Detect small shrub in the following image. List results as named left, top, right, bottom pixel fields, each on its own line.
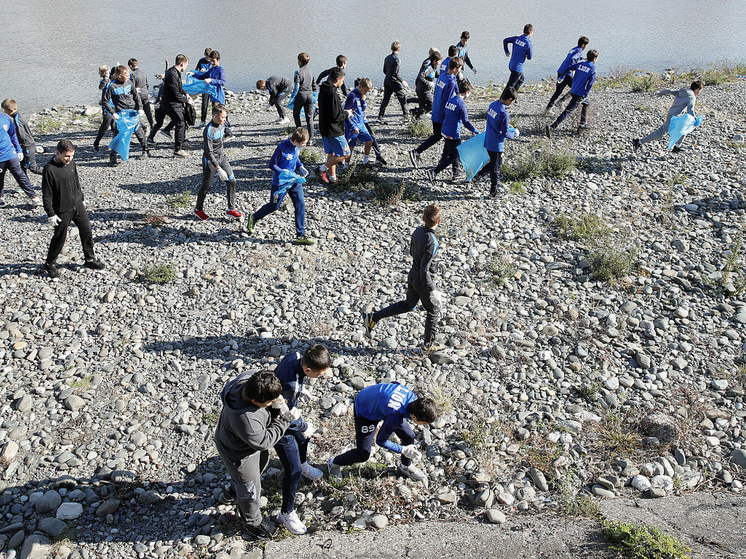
left=407, top=119, right=431, bottom=137
left=166, top=191, right=192, bottom=209
left=299, top=148, right=320, bottom=166
left=630, top=74, right=661, bottom=93
left=374, top=179, right=419, bottom=206
left=589, top=243, right=636, bottom=282
left=502, top=141, right=576, bottom=181
left=558, top=480, right=601, bottom=519
left=554, top=212, right=611, bottom=241
left=145, top=214, right=167, bottom=227
left=35, top=116, right=65, bottom=134
left=595, top=412, right=640, bottom=454
left=488, top=255, right=517, bottom=287
left=339, top=164, right=378, bottom=190
left=602, top=520, right=692, bottom=559
left=507, top=181, right=525, bottom=194
left=142, top=263, right=176, bottom=284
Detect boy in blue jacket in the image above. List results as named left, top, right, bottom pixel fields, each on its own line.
left=2, top=99, right=42, bottom=175
left=456, top=31, right=477, bottom=74
left=503, top=24, right=534, bottom=92
left=425, top=80, right=479, bottom=184
left=192, top=51, right=232, bottom=137
left=247, top=127, right=315, bottom=245
left=545, top=36, right=589, bottom=113
left=344, top=77, right=374, bottom=166
left=327, top=382, right=438, bottom=481
left=195, top=48, right=213, bottom=126
left=0, top=112, right=40, bottom=207
left=409, top=57, right=463, bottom=168
left=475, top=86, right=518, bottom=196
left=273, top=344, right=330, bottom=534
left=363, top=204, right=443, bottom=351
left=546, top=50, right=598, bottom=137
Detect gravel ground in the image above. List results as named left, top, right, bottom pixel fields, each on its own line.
left=0, top=77, right=745, bottom=559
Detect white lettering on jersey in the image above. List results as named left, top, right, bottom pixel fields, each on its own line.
left=386, top=385, right=409, bottom=411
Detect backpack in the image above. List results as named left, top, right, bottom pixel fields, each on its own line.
left=184, top=101, right=196, bottom=126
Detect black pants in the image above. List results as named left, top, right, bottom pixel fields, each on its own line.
left=196, top=157, right=236, bottom=211
left=150, top=102, right=185, bottom=151
left=506, top=69, right=524, bottom=92
left=200, top=94, right=210, bottom=123
left=0, top=156, right=36, bottom=198
left=273, top=92, right=289, bottom=119
left=20, top=143, right=41, bottom=174
left=551, top=93, right=589, bottom=129
left=546, top=75, right=573, bottom=109
left=94, top=112, right=114, bottom=148
left=434, top=137, right=461, bottom=175
left=332, top=407, right=415, bottom=467
left=372, top=275, right=439, bottom=345
left=415, top=84, right=433, bottom=114
left=475, top=150, right=503, bottom=188
left=415, top=121, right=443, bottom=155
left=293, top=91, right=314, bottom=140
left=378, top=83, right=407, bottom=118
left=140, top=96, right=155, bottom=128
left=47, top=205, right=95, bottom=265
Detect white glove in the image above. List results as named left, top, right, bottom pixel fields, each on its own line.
left=216, top=166, right=229, bottom=181
left=472, top=68, right=478, bottom=74
left=298, top=387, right=312, bottom=404
left=48, top=215, right=62, bottom=227
left=265, top=104, right=272, bottom=111
left=186, top=71, right=194, bottom=76
left=402, top=81, right=409, bottom=90
left=344, top=109, right=353, bottom=119
left=281, top=407, right=301, bottom=422
left=112, top=113, right=120, bottom=120
left=303, top=422, right=316, bottom=438
left=506, top=127, right=520, bottom=139
left=401, top=445, right=422, bottom=460
left=298, top=167, right=309, bottom=178
left=271, top=396, right=286, bottom=410
left=204, top=78, right=213, bottom=84
left=17, top=152, right=23, bottom=159
left=430, top=290, right=444, bottom=307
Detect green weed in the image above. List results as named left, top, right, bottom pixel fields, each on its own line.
left=142, top=263, right=176, bottom=284
left=630, top=74, right=661, bottom=93
left=488, top=255, right=517, bottom=288
left=374, top=179, right=420, bottom=206
left=602, top=520, right=691, bottom=559
left=507, top=181, right=525, bottom=195
left=166, top=191, right=192, bottom=209
left=35, top=116, right=65, bottom=133
left=554, top=212, right=611, bottom=242
left=502, top=140, right=576, bottom=181
left=589, top=243, right=637, bottom=282
left=299, top=148, right=320, bottom=166
left=407, top=119, right=431, bottom=137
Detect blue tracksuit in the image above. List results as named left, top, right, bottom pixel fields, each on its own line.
left=485, top=100, right=510, bottom=153
left=441, top=95, right=478, bottom=139
left=557, top=46, right=584, bottom=81
left=344, top=87, right=372, bottom=146
left=274, top=351, right=311, bottom=514
left=355, top=383, right=418, bottom=453
left=253, top=138, right=307, bottom=237
left=456, top=41, right=474, bottom=71
left=570, top=60, right=596, bottom=97
left=431, top=73, right=458, bottom=124
left=194, top=65, right=226, bottom=103
left=504, top=34, right=533, bottom=72
left=439, top=56, right=451, bottom=75
left=0, top=114, right=22, bottom=162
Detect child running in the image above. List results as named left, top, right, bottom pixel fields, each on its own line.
left=363, top=203, right=444, bottom=351
left=503, top=24, right=534, bottom=92
left=545, top=49, right=598, bottom=137
left=247, top=127, right=315, bottom=245
left=476, top=86, right=518, bottom=196
left=272, top=344, right=330, bottom=534
left=194, top=103, right=241, bottom=221
left=545, top=36, right=589, bottom=113
left=327, top=382, right=438, bottom=481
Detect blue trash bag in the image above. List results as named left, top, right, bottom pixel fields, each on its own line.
left=668, top=114, right=703, bottom=150
left=457, top=132, right=490, bottom=181
left=272, top=169, right=306, bottom=202
left=183, top=74, right=218, bottom=98
left=108, top=110, right=140, bottom=161
left=287, top=91, right=318, bottom=119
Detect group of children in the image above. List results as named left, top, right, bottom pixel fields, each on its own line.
left=214, top=343, right=439, bottom=538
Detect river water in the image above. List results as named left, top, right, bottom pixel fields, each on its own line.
left=3, top=0, right=745, bottom=110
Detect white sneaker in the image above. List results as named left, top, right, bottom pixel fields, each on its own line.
left=327, top=458, right=342, bottom=479
left=274, top=116, right=290, bottom=124
left=301, top=462, right=323, bottom=481
left=0, top=196, right=6, bottom=207
left=399, top=462, right=426, bottom=481
left=278, top=510, right=307, bottom=535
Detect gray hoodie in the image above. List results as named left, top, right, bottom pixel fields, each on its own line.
left=214, top=371, right=291, bottom=461
left=660, top=87, right=697, bottom=118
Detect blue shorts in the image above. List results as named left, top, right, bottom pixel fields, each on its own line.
left=322, top=135, right=351, bottom=157
left=346, top=129, right=373, bottom=148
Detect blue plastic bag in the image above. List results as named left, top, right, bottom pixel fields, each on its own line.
left=287, top=91, right=318, bottom=119
left=273, top=169, right=306, bottom=202
left=183, top=74, right=218, bottom=98
left=457, top=132, right=490, bottom=181
left=668, top=114, right=703, bottom=150
left=108, top=110, right=140, bottom=161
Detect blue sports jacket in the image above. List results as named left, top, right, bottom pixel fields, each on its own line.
left=355, top=382, right=418, bottom=453
left=485, top=100, right=510, bottom=152
left=503, top=34, right=533, bottom=72
left=431, top=73, right=457, bottom=124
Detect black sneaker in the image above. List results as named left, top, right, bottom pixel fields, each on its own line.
left=218, top=486, right=236, bottom=504
left=632, top=138, right=640, bottom=153
left=84, top=259, right=106, bottom=270
left=244, top=518, right=277, bottom=541
left=544, top=125, right=552, bottom=139
left=92, top=143, right=100, bottom=152
left=43, top=263, right=59, bottom=279
left=362, top=311, right=375, bottom=336
left=672, top=146, right=684, bottom=153
left=489, top=184, right=498, bottom=197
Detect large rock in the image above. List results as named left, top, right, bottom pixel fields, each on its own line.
left=19, top=534, right=51, bottom=559
left=640, top=413, right=679, bottom=445
left=0, top=440, right=19, bottom=461
left=729, top=449, right=746, bottom=470
left=95, top=498, right=121, bottom=517
left=56, top=502, right=83, bottom=520
left=34, top=490, right=62, bottom=513
left=38, top=517, right=68, bottom=538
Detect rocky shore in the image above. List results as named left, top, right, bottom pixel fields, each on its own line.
left=1, top=77, right=745, bottom=559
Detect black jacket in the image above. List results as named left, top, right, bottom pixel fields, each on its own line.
left=409, top=226, right=438, bottom=290
left=162, top=66, right=186, bottom=106
left=318, top=81, right=346, bottom=138
left=42, top=158, right=84, bottom=217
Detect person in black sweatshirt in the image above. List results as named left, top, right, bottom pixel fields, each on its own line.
left=378, top=41, right=409, bottom=123
left=362, top=204, right=444, bottom=351
left=317, top=55, right=348, bottom=100
left=128, top=58, right=154, bottom=128
left=148, top=54, right=190, bottom=157
left=315, top=67, right=350, bottom=184
left=41, top=140, right=104, bottom=279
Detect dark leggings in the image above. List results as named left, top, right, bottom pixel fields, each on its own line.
left=293, top=91, right=314, bottom=140
left=332, top=408, right=415, bottom=467
left=546, top=75, right=573, bottom=109
left=433, top=137, right=461, bottom=175
left=47, top=205, right=95, bottom=264
left=551, top=93, right=589, bottom=129
left=378, top=84, right=407, bottom=118
left=274, top=430, right=308, bottom=514
left=372, top=276, right=439, bottom=345
left=506, top=70, right=524, bottom=91
left=414, top=121, right=443, bottom=155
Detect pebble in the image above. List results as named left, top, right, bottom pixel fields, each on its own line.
left=484, top=509, right=506, bottom=524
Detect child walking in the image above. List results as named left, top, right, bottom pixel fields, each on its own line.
left=344, top=77, right=374, bottom=166
left=194, top=103, right=242, bottom=220
left=1, top=99, right=42, bottom=175
left=247, top=127, right=315, bottom=245
left=363, top=204, right=444, bottom=351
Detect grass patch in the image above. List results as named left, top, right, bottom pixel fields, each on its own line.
left=558, top=479, right=601, bottom=519
left=554, top=212, right=611, bottom=242
left=407, top=119, right=431, bottom=137
left=487, top=255, right=517, bottom=288
left=166, top=191, right=193, bottom=209
left=299, top=148, right=320, bottom=166
left=507, top=181, right=525, bottom=194
left=35, top=116, right=65, bottom=133
left=630, top=74, right=661, bottom=93
left=575, top=380, right=602, bottom=403
left=588, top=242, right=637, bottom=282
left=69, top=376, right=93, bottom=391
left=502, top=140, right=576, bottom=181
left=595, top=412, right=640, bottom=455
left=374, top=179, right=419, bottom=206
left=144, top=214, right=167, bottom=227
left=142, top=263, right=176, bottom=284
left=603, top=520, right=691, bottom=559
